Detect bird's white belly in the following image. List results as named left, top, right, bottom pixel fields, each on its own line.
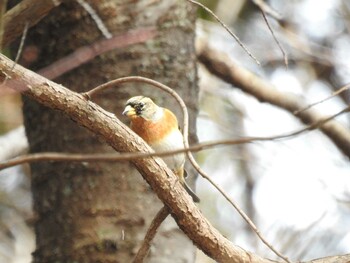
left=149, top=129, right=185, bottom=170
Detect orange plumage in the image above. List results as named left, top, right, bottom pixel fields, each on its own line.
left=123, top=96, right=199, bottom=202
left=129, top=108, right=178, bottom=145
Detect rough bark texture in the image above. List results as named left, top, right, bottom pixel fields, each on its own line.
left=20, top=0, right=198, bottom=262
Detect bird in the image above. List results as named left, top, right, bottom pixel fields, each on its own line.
left=122, top=96, right=200, bottom=202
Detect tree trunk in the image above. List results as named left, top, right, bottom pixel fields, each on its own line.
left=21, top=0, right=198, bottom=262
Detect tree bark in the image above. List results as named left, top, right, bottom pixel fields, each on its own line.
left=20, top=0, right=198, bottom=262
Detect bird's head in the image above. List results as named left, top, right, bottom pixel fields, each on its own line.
left=123, top=96, right=162, bottom=121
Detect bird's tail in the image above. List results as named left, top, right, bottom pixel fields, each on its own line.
left=176, top=168, right=200, bottom=203
left=183, top=180, right=200, bottom=203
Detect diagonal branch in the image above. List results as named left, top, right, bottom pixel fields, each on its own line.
left=38, top=28, right=157, bottom=80
left=2, top=0, right=61, bottom=47
left=0, top=52, right=274, bottom=263
left=133, top=206, right=170, bottom=263
left=1, top=52, right=349, bottom=263
left=197, top=41, right=350, bottom=159
left=75, top=0, right=112, bottom=39
left=186, top=0, right=260, bottom=65
left=294, top=83, right=350, bottom=115
left=3, top=71, right=347, bottom=262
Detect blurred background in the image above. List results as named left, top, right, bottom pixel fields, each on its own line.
left=1, top=0, right=350, bottom=262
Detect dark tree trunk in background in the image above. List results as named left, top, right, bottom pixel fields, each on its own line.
left=21, top=1, right=198, bottom=262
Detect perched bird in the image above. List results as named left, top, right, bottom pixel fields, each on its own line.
left=123, top=96, right=200, bottom=202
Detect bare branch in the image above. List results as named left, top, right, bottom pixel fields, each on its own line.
left=197, top=41, right=350, bottom=159
left=133, top=206, right=170, bottom=263
left=12, top=22, right=29, bottom=69
left=76, top=0, right=112, bottom=39
left=186, top=0, right=260, bottom=65
left=308, top=254, right=350, bottom=263
left=252, top=0, right=282, bottom=21
left=0, top=131, right=310, bottom=171
left=294, top=83, right=350, bottom=115
left=1, top=51, right=349, bottom=263
left=1, top=104, right=349, bottom=170
left=3, top=0, right=61, bottom=47
left=38, top=28, right=156, bottom=80
left=0, top=52, right=275, bottom=263
left=259, top=9, right=288, bottom=68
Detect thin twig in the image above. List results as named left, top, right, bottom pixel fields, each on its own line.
left=259, top=8, right=288, bottom=68
left=0, top=132, right=309, bottom=170
left=294, top=83, right=350, bottom=115
left=76, top=0, right=112, bottom=39
left=186, top=0, right=260, bottom=65
left=0, top=135, right=301, bottom=171
left=3, top=108, right=349, bottom=171
left=1, top=20, right=28, bottom=86
left=252, top=0, right=282, bottom=21
left=133, top=206, right=170, bottom=263
left=12, top=21, right=29, bottom=70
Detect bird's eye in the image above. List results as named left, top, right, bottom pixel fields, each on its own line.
left=135, top=102, right=145, bottom=114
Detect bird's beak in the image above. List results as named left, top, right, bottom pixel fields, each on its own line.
left=122, top=105, right=136, bottom=117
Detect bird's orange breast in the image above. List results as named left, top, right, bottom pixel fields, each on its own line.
left=130, top=109, right=179, bottom=144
